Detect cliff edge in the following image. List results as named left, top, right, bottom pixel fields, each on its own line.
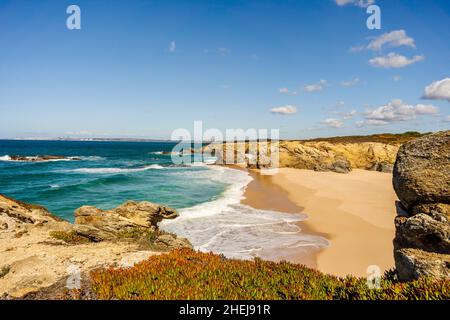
left=0, top=195, right=191, bottom=297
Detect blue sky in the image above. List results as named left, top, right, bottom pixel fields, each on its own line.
left=0, top=0, right=449, bottom=139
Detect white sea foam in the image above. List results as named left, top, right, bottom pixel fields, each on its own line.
left=69, top=164, right=164, bottom=174
left=161, top=166, right=330, bottom=261
left=0, top=155, right=11, bottom=161
left=79, top=156, right=106, bottom=161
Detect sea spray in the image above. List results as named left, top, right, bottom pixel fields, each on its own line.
left=161, top=166, right=329, bottom=261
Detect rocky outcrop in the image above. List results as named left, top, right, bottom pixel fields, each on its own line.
left=0, top=195, right=191, bottom=297
left=392, top=131, right=450, bottom=281
left=73, top=201, right=180, bottom=242
left=6, top=155, right=81, bottom=162
left=205, top=140, right=399, bottom=173
left=393, top=131, right=450, bottom=210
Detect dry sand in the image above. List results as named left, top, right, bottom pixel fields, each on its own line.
left=242, top=168, right=398, bottom=278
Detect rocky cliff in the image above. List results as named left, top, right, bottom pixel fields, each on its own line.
left=205, top=140, right=400, bottom=173
left=0, top=195, right=191, bottom=297
left=392, top=131, right=450, bottom=281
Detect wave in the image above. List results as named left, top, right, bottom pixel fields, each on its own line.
left=67, top=164, right=164, bottom=174
left=78, top=156, right=106, bottom=161
left=161, top=166, right=330, bottom=261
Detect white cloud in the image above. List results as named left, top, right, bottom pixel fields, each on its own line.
left=367, top=30, right=416, bottom=51
left=322, top=118, right=344, bottom=128
left=279, top=88, right=297, bottom=95
left=444, top=116, right=450, bottom=122
left=331, top=110, right=357, bottom=120
left=357, top=99, right=439, bottom=126
left=335, top=0, right=375, bottom=8
left=341, top=77, right=360, bottom=87
left=169, top=41, right=176, bottom=52
left=271, top=105, right=298, bottom=115
left=221, top=84, right=230, bottom=90
left=393, top=75, right=402, bottom=81
left=423, top=78, right=450, bottom=102
left=304, top=80, right=327, bottom=92
left=343, top=110, right=357, bottom=119
left=369, top=53, right=424, bottom=68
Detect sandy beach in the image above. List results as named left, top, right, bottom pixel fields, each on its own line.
left=242, top=168, right=398, bottom=278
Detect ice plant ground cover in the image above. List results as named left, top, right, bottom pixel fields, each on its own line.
left=90, top=249, right=449, bottom=300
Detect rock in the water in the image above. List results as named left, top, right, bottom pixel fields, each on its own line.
left=392, top=131, right=450, bottom=281
left=8, top=155, right=81, bottom=162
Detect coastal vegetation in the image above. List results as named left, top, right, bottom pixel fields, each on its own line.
left=304, top=131, right=429, bottom=145
left=90, top=249, right=449, bottom=300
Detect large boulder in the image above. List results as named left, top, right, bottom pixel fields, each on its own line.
left=74, top=200, right=181, bottom=241
left=392, top=131, right=450, bottom=281
left=393, top=131, right=450, bottom=210
left=394, top=248, right=450, bottom=280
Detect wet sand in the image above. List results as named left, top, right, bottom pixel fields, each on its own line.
left=242, top=168, right=397, bottom=278
left=241, top=170, right=323, bottom=269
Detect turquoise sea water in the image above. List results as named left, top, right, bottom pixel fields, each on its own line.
left=0, top=140, right=329, bottom=261
left=0, top=140, right=224, bottom=221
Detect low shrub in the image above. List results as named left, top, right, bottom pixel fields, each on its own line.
left=49, top=231, right=91, bottom=244
left=90, top=249, right=449, bottom=300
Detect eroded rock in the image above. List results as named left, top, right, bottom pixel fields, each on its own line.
left=392, top=131, right=450, bottom=281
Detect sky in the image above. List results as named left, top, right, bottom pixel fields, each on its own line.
left=0, top=0, right=449, bottom=140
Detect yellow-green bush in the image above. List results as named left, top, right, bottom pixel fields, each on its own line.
left=49, top=231, right=91, bottom=244
left=90, top=249, right=449, bottom=300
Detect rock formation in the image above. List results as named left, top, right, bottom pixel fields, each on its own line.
left=205, top=140, right=399, bottom=173
left=7, top=155, right=81, bottom=162
left=392, top=131, right=450, bottom=281
left=0, top=195, right=191, bottom=297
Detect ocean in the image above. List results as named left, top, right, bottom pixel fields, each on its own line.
left=0, top=140, right=328, bottom=261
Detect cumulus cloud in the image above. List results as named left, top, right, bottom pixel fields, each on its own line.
left=322, top=118, right=344, bottom=128
left=367, top=30, right=416, bottom=51
left=341, top=78, right=360, bottom=87
left=270, top=105, right=298, bottom=115
left=357, top=99, right=439, bottom=126
left=304, top=80, right=327, bottom=92
left=423, top=78, right=450, bottom=102
left=369, top=53, right=424, bottom=68
left=169, top=41, right=176, bottom=52
left=335, top=0, right=375, bottom=8
left=344, top=110, right=357, bottom=119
